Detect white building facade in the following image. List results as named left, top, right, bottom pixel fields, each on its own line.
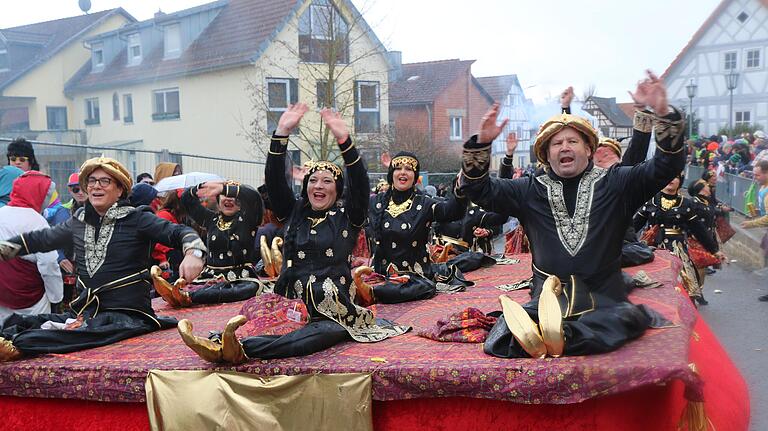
left=663, top=0, right=768, bottom=136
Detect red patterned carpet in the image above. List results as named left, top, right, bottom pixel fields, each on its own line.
left=0, top=252, right=750, bottom=430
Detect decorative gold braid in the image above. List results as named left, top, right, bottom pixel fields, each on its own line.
left=305, top=160, right=342, bottom=180
left=633, top=110, right=654, bottom=133
left=217, top=218, right=234, bottom=231
left=268, top=150, right=286, bottom=155
left=340, top=143, right=356, bottom=154
left=391, top=156, right=418, bottom=170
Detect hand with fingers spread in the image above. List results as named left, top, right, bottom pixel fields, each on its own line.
left=628, top=70, right=669, bottom=116
left=195, top=181, right=225, bottom=200
left=275, top=103, right=309, bottom=136
left=478, top=103, right=509, bottom=144
left=320, top=108, right=350, bottom=144
left=506, top=132, right=518, bottom=156
left=560, top=86, right=574, bottom=108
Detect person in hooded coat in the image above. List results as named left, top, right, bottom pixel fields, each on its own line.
left=0, top=171, right=63, bottom=321
left=0, top=165, right=23, bottom=208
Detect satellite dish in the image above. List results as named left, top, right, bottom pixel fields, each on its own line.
left=79, top=0, right=91, bottom=14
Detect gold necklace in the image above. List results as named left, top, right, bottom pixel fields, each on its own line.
left=386, top=194, right=414, bottom=218
left=216, top=218, right=234, bottom=231
left=660, top=196, right=678, bottom=211
left=307, top=213, right=327, bottom=228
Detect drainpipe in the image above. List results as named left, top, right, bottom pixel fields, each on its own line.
left=425, top=103, right=433, bottom=144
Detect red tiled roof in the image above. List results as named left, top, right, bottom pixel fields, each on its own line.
left=475, top=75, right=519, bottom=103
left=67, top=0, right=303, bottom=92
left=617, top=103, right=635, bottom=122
left=390, top=59, right=475, bottom=105
left=0, top=9, right=135, bottom=90
left=660, top=0, right=732, bottom=80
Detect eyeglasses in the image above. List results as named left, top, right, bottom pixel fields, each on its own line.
left=9, top=156, right=29, bottom=163
left=87, top=177, right=113, bottom=188
left=69, top=186, right=81, bottom=194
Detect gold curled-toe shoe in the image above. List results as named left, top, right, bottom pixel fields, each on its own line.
left=150, top=266, right=191, bottom=307
left=537, top=275, right=564, bottom=358
left=0, top=337, right=22, bottom=362
left=352, top=266, right=375, bottom=306
left=221, top=315, right=248, bottom=364
left=260, top=236, right=276, bottom=278
left=177, top=319, right=223, bottom=363
left=499, top=295, right=546, bottom=359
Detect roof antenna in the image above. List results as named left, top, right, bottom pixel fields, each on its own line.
left=79, top=0, right=91, bottom=14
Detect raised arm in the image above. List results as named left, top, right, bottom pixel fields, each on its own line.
left=560, top=86, right=574, bottom=115
left=498, top=132, right=518, bottom=179
left=616, top=71, right=687, bottom=215
left=459, top=104, right=526, bottom=217
left=6, top=219, right=75, bottom=256
left=181, top=184, right=217, bottom=227
left=620, top=109, right=654, bottom=167
left=320, top=108, right=369, bottom=227
left=430, top=188, right=467, bottom=222
left=266, top=104, right=309, bottom=222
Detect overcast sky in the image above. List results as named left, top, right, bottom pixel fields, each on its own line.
left=1, top=0, right=722, bottom=104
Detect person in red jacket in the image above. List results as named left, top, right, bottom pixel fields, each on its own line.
left=151, top=189, right=187, bottom=280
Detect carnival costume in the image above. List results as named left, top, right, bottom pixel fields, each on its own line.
left=0, top=157, right=206, bottom=361
left=177, top=135, right=409, bottom=363
left=460, top=109, right=685, bottom=359
left=634, top=180, right=719, bottom=302
left=436, top=202, right=507, bottom=255
left=151, top=182, right=265, bottom=307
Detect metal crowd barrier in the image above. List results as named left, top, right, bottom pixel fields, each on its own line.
left=686, top=165, right=753, bottom=216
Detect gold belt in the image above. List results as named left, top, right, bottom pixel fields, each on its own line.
left=436, top=235, right=469, bottom=248
left=664, top=228, right=683, bottom=235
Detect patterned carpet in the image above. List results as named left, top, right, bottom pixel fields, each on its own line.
left=0, top=251, right=701, bottom=405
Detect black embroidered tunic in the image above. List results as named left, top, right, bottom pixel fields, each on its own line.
left=370, top=188, right=467, bottom=278
left=633, top=193, right=718, bottom=254
left=437, top=203, right=507, bottom=254
left=182, top=183, right=262, bottom=282
left=266, top=135, right=408, bottom=342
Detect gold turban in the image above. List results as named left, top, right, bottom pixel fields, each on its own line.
left=598, top=137, right=622, bottom=158
left=79, top=156, right=133, bottom=196
left=533, top=114, right=598, bottom=165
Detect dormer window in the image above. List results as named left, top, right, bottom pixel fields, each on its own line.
left=127, top=33, right=142, bottom=66
left=163, top=23, right=181, bottom=59
left=0, top=49, right=9, bottom=72
left=92, top=43, right=104, bottom=71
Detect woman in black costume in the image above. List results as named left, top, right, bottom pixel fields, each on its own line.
left=177, top=105, right=409, bottom=363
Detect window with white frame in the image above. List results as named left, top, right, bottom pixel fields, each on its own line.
left=450, top=116, right=463, bottom=140
left=0, top=49, right=8, bottom=71
left=84, top=98, right=100, bottom=125
left=354, top=81, right=380, bottom=133
left=152, top=88, right=180, bottom=120
left=92, top=43, right=104, bottom=70
left=127, top=33, right=142, bottom=65
left=297, top=0, right=349, bottom=63
left=163, top=24, right=181, bottom=59
left=735, top=111, right=751, bottom=126
left=724, top=51, right=737, bottom=71
left=123, top=94, right=133, bottom=123
left=745, top=49, right=761, bottom=69
left=266, top=78, right=298, bottom=133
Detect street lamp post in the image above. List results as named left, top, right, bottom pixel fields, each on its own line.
left=685, top=79, right=698, bottom=138
left=725, top=71, right=739, bottom=131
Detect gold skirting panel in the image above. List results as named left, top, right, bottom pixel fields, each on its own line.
left=145, top=370, right=372, bottom=431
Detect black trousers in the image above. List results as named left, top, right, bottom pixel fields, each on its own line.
left=241, top=320, right=350, bottom=359
left=484, top=298, right=652, bottom=358
left=1, top=310, right=173, bottom=355
left=372, top=273, right=436, bottom=304
left=189, top=280, right=260, bottom=305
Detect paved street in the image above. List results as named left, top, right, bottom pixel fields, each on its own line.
left=698, top=263, right=768, bottom=431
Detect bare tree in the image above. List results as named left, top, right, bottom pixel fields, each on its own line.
left=240, top=0, right=389, bottom=165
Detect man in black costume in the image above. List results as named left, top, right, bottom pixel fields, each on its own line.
left=0, top=157, right=206, bottom=361
left=459, top=71, right=685, bottom=358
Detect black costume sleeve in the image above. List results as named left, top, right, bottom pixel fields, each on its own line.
left=686, top=211, right=719, bottom=253
left=479, top=211, right=508, bottom=236
left=612, top=107, right=687, bottom=217
left=265, top=134, right=297, bottom=223
left=222, top=183, right=263, bottom=229
left=620, top=110, right=653, bottom=167
left=137, top=209, right=207, bottom=254
left=498, top=155, right=515, bottom=179
left=181, top=185, right=216, bottom=227
left=430, top=188, right=467, bottom=223
left=338, top=137, right=369, bottom=228
left=459, top=135, right=526, bottom=218
left=633, top=204, right=651, bottom=233
left=10, top=219, right=74, bottom=255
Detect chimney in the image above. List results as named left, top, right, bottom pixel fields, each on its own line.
left=388, top=51, right=402, bottom=82
left=154, top=9, right=166, bottom=20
